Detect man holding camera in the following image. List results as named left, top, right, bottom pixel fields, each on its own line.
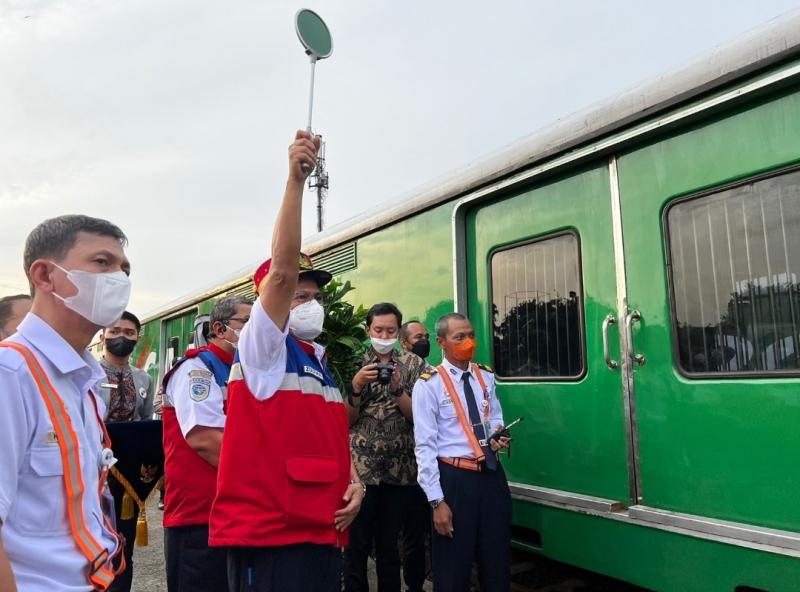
left=344, top=303, right=426, bottom=592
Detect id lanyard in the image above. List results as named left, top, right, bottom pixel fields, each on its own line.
left=437, top=364, right=491, bottom=458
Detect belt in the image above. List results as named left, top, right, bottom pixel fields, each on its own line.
left=438, top=456, right=483, bottom=472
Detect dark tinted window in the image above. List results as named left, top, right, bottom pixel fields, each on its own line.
left=667, top=170, right=800, bottom=375
left=491, top=233, right=584, bottom=379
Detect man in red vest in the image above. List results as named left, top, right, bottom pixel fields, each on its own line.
left=210, top=131, right=365, bottom=591
left=160, top=295, right=252, bottom=592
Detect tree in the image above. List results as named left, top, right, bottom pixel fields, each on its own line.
left=318, top=279, right=368, bottom=392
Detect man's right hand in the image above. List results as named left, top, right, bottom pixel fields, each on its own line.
left=433, top=501, right=454, bottom=538
left=351, top=363, right=379, bottom=394
left=288, top=130, right=321, bottom=184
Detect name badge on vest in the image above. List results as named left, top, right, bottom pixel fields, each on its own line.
left=303, top=365, right=324, bottom=382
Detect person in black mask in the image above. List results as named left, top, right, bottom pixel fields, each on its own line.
left=401, top=320, right=433, bottom=372
left=97, top=310, right=154, bottom=592
left=99, top=310, right=153, bottom=422
left=398, top=320, right=434, bottom=592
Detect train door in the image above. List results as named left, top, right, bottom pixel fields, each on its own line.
left=160, top=308, right=198, bottom=380
left=464, top=162, right=631, bottom=504
left=616, top=87, right=800, bottom=533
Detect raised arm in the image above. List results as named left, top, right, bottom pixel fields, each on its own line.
left=259, top=131, right=320, bottom=329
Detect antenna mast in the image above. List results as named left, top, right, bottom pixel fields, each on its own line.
left=308, top=138, right=329, bottom=232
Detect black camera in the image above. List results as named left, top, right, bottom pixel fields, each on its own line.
left=375, top=362, right=395, bottom=385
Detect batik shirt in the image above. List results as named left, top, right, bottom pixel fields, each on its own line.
left=349, top=348, right=425, bottom=486
left=100, top=358, right=137, bottom=422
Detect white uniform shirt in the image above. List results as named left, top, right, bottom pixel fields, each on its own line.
left=412, top=358, right=504, bottom=502
left=0, top=314, right=119, bottom=592
left=163, top=356, right=226, bottom=437
left=236, top=297, right=326, bottom=401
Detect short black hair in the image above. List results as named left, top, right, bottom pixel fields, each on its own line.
left=366, top=302, right=402, bottom=328
left=0, top=294, right=31, bottom=328
left=23, top=215, right=127, bottom=291
left=118, top=311, right=142, bottom=333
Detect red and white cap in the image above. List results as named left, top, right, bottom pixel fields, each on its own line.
left=253, top=253, right=333, bottom=294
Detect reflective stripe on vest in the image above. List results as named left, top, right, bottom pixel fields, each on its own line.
left=437, top=364, right=491, bottom=462
left=0, top=342, right=122, bottom=590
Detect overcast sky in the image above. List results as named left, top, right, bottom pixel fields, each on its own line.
left=2, top=0, right=798, bottom=315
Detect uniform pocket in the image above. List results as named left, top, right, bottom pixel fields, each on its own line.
left=10, top=447, right=69, bottom=535
left=284, top=456, right=340, bottom=528
left=30, top=446, right=65, bottom=476
left=439, top=403, right=458, bottom=419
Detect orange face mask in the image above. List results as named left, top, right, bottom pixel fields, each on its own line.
left=452, top=338, right=476, bottom=362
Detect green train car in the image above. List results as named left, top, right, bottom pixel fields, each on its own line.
left=130, top=15, right=800, bottom=591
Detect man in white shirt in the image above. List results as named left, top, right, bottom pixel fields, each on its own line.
left=412, top=312, right=512, bottom=592
left=0, top=214, right=132, bottom=592
left=160, top=295, right=251, bottom=592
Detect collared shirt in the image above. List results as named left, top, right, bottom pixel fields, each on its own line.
left=411, top=357, right=504, bottom=501
left=0, top=313, right=119, bottom=592
left=349, top=348, right=426, bottom=486
left=236, top=297, right=327, bottom=401
left=163, top=348, right=229, bottom=437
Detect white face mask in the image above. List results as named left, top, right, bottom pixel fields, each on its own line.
left=371, top=337, right=397, bottom=355
left=51, top=262, right=131, bottom=327
left=288, top=299, right=325, bottom=341
left=221, top=325, right=242, bottom=349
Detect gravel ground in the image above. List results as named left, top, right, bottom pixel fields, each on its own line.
left=130, top=495, right=166, bottom=592
left=129, top=496, right=645, bottom=592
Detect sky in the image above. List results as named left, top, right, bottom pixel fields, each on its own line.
left=1, top=0, right=799, bottom=315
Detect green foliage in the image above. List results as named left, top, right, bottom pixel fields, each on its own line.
left=318, top=279, right=367, bottom=392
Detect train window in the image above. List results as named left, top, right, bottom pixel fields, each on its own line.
left=490, top=232, right=584, bottom=379
left=666, top=169, right=800, bottom=376
left=166, top=336, right=180, bottom=369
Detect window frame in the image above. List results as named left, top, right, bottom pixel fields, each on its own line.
left=487, top=229, right=587, bottom=382
left=663, top=163, right=800, bottom=380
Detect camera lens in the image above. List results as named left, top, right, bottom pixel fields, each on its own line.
left=377, top=363, right=393, bottom=385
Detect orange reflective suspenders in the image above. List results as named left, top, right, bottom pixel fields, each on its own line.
left=0, top=342, right=124, bottom=590
left=437, top=363, right=491, bottom=463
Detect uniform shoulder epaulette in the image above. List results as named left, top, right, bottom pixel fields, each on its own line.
left=419, top=369, right=438, bottom=381
left=476, top=363, right=493, bottom=373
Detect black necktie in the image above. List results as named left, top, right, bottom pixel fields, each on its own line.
left=461, top=371, right=497, bottom=471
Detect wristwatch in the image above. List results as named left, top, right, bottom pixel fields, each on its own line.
left=430, top=497, right=444, bottom=509
left=390, top=387, right=404, bottom=397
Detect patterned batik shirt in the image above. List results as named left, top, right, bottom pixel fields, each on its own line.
left=349, top=348, right=426, bottom=486
left=100, top=358, right=137, bottom=422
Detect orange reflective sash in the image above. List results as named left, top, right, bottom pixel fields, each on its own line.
left=437, top=364, right=491, bottom=462
left=0, top=342, right=123, bottom=590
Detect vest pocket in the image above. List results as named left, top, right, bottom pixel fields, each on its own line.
left=284, top=456, right=340, bottom=527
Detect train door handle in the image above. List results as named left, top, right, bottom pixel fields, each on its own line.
left=625, top=310, right=646, bottom=366
left=602, top=314, right=618, bottom=370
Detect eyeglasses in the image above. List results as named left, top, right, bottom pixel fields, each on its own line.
left=292, top=291, right=325, bottom=305
left=225, top=316, right=250, bottom=324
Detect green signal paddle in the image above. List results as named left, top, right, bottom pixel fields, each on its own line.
left=295, top=9, right=332, bottom=156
